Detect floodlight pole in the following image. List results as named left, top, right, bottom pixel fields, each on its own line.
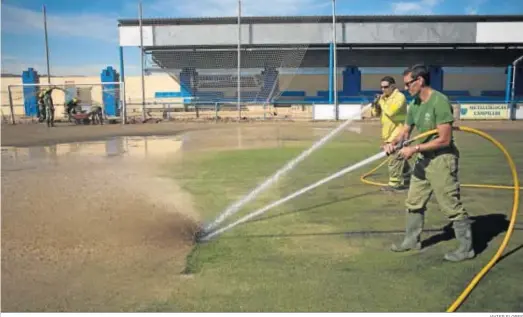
left=43, top=5, right=51, bottom=84
left=510, top=55, right=523, bottom=104
left=8, top=86, right=15, bottom=124
left=237, top=0, right=242, bottom=121
left=332, top=0, right=338, bottom=120
left=139, top=1, right=146, bottom=121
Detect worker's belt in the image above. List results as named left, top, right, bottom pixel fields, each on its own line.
left=420, top=144, right=458, bottom=159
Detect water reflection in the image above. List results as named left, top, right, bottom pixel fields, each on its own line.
left=1, top=124, right=363, bottom=165
left=1, top=135, right=184, bottom=165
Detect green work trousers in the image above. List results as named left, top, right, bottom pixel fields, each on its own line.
left=405, top=152, right=468, bottom=221
left=43, top=96, right=55, bottom=127
left=388, top=151, right=411, bottom=188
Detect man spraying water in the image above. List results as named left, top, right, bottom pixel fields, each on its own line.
left=371, top=76, right=410, bottom=192
left=383, top=64, right=475, bottom=263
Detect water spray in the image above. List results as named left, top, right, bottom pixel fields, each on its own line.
left=198, top=142, right=406, bottom=242
left=194, top=125, right=523, bottom=314
left=201, top=103, right=373, bottom=235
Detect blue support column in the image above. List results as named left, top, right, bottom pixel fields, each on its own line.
left=342, top=66, right=361, bottom=96
left=22, top=68, right=39, bottom=117
left=101, top=66, right=120, bottom=117
left=328, top=43, right=333, bottom=103
left=505, top=65, right=512, bottom=104
left=429, top=66, right=444, bottom=91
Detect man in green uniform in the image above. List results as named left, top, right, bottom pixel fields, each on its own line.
left=383, top=64, right=475, bottom=262
left=42, top=86, right=65, bottom=127
left=37, top=91, right=46, bottom=122
left=42, top=87, right=57, bottom=127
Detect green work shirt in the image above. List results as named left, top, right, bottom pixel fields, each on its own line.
left=406, top=89, right=456, bottom=150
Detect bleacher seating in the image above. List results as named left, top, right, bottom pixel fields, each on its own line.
left=360, top=90, right=382, bottom=97
left=304, top=96, right=330, bottom=104
left=273, top=91, right=306, bottom=106
left=156, top=86, right=516, bottom=105
left=197, top=75, right=260, bottom=88
left=480, top=90, right=505, bottom=97
left=443, top=90, right=471, bottom=97
left=453, top=96, right=504, bottom=103
left=155, top=91, right=190, bottom=98
left=280, top=91, right=306, bottom=97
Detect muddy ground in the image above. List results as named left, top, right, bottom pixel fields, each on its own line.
left=2, top=119, right=523, bottom=312
left=1, top=136, right=202, bottom=311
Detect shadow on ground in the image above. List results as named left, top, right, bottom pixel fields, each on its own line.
left=214, top=213, right=522, bottom=262
left=422, top=213, right=511, bottom=256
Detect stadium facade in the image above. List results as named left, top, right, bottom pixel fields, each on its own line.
left=118, top=15, right=523, bottom=114
left=8, top=14, right=523, bottom=122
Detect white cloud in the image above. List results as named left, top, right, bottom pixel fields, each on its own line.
left=148, top=0, right=329, bottom=17
left=391, top=0, right=443, bottom=14
left=465, top=0, right=487, bottom=14
left=1, top=3, right=118, bottom=43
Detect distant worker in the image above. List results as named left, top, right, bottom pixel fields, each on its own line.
left=65, top=97, right=81, bottom=121
left=383, top=64, right=474, bottom=262
left=41, top=86, right=65, bottom=128
left=89, top=105, right=104, bottom=125
left=371, top=76, right=410, bottom=192
left=37, top=90, right=46, bottom=122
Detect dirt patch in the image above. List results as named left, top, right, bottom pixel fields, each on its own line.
left=1, top=149, right=201, bottom=312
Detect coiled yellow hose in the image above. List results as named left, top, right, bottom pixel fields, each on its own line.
left=360, top=125, right=521, bottom=312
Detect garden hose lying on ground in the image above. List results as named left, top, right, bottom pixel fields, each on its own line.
left=360, top=125, right=521, bottom=312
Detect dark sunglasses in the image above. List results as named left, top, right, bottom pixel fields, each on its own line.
left=380, top=85, right=390, bottom=89
left=404, top=78, right=418, bottom=88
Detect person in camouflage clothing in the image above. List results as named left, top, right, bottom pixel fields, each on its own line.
left=37, top=91, right=46, bottom=122
left=65, top=97, right=81, bottom=122
left=41, top=86, right=65, bottom=127
left=89, top=105, right=104, bottom=125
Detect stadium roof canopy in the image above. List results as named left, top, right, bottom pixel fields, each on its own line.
left=117, top=15, right=523, bottom=69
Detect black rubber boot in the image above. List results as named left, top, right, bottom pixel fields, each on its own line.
left=391, top=210, right=424, bottom=252
left=444, top=218, right=475, bottom=262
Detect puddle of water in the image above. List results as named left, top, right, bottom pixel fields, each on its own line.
left=1, top=124, right=364, bottom=167
left=1, top=135, right=184, bottom=166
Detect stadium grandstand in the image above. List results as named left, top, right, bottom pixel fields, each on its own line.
left=117, top=14, right=523, bottom=120
left=4, top=14, right=523, bottom=124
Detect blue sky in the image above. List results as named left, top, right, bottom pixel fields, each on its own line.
left=2, top=0, right=523, bottom=76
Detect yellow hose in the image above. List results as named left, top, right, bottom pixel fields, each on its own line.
left=359, top=125, right=521, bottom=312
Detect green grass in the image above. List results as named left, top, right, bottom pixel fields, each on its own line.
left=149, top=129, right=523, bottom=312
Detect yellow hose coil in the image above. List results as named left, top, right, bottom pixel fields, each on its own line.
left=360, top=125, right=521, bottom=312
